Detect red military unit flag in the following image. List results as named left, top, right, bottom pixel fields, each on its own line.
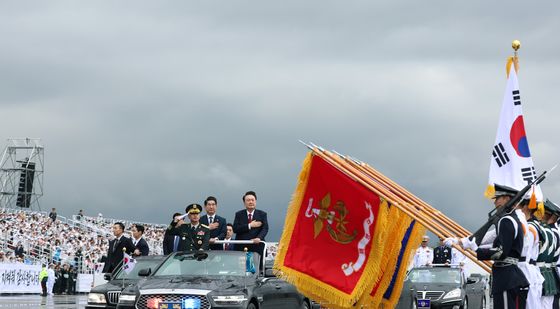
left=275, top=152, right=423, bottom=308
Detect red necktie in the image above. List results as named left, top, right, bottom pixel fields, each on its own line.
left=248, top=213, right=252, bottom=223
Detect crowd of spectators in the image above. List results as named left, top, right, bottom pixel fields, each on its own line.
left=1, top=208, right=279, bottom=274
left=0, top=209, right=166, bottom=273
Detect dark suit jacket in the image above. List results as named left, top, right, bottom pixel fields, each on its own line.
left=200, top=214, right=227, bottom=250
left=233, top=209, right=268, bottom=252
left=162, top=227, right=178, bottom=255
left=133, top=237, right=150, bottom=256
left=102, top=236, right=134, bottom=273
left=222, top=239, right=235, bottom=251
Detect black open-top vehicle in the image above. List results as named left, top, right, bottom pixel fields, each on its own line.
left=116, top=250, right=317, bottom=309
left=86, top=255, right=166, bottom=309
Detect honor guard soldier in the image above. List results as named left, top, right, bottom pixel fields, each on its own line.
left=541, top=199, right=560, bottom=308
left=446, top=184, right=529, bottom=309
left=433, top=237, right=452, bottom=264
left=413, top=235, right=433, bottom=267
left=517, top=197, right=545, bottom=309
left=170, top=203, right=211, bottom=251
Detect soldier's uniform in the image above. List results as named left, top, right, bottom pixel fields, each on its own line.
left=454, top=184, right=529, bottom=309
left=413, top=235, right=433, bottom=268
left=170, top=204, right=211, bottom=251
left=433, top=243, right=452, bottom=264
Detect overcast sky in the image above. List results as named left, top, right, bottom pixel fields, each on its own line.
left=1, top=2, right=559, bottom=241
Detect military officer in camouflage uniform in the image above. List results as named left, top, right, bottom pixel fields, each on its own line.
left=169, top=203, right=211, bottom=251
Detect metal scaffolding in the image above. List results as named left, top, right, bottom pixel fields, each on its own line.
left=0, top=138, right=44, bottom=211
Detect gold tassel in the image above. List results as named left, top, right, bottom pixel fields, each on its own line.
left=528, top=189, right=537, bottom=210
left=484, top=184, right=495, bottom=200
left=506, top=56, right=519, bottom=78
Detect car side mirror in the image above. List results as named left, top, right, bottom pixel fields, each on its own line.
left=103, top=274, right=111, bottom=281
left=138, top=268, right=151, bottom=277
left=264, top=269, right=275, bottom=278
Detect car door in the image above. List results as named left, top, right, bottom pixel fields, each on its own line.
left=257, top=277, right=301, bottom=309
left=465, top=276, right=483, bottom=308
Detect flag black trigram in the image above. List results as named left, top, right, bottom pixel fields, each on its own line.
left=521, top=166, right=537, bottom=184
left=493, top=143, right=510, bottom=167
left=512, top=90, right=521, bottom=106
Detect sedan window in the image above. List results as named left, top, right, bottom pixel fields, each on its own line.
left=154, top=253, right=247, bottom=277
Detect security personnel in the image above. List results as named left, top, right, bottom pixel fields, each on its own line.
left=170, top=204, right=211, bottom=251
left=447, top=184, right=529, bottom=309
left=433, top=237, right=452, bottom=264
left=413, top=235, right=433, bottom=267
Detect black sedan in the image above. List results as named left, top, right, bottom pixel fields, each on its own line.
left=396, top=266, right=488, bottom=309
left=86, top=255, right=166, bottom=309
left=116, top=250, right=316, bottom=309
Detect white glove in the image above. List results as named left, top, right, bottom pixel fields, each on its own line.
left=460, top=237, right=478, bottom=251
left=444, top=237, right=458, bottom=247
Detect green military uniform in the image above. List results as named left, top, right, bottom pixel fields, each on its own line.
left=170, top=203, right=211, bottom=251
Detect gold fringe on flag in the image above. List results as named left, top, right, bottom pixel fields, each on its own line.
left=274, top=152, right=392, bottom=308
left=380, top=222, right=426, bottom=308
left=355, top=207, right=426, bottom=308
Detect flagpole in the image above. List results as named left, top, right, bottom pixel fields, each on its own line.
left=304, top=145, right=491, bottom=272
left=122, top=247, right=126, bottom=289
left=319, top=148, right=486, bottom=267
left=343, top=155, right=471, bottom=237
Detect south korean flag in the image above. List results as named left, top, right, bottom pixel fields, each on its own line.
left=122, top=253, right=137, bottom=274
left=486, top=58, right=542, bottom=200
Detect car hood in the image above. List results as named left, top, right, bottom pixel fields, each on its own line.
left=90, top=280, right=138, bottom=293
left=136, top=276, right=254, bottom=292
left=408, top=282, right=461, bottom=291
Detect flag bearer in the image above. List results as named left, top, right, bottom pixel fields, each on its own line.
left=518, top=197, right=545, bottom=309
left=447, top=184, right=529, bottom=309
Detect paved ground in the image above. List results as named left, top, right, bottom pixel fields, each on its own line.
left=0, top=294, right=88, bottom=309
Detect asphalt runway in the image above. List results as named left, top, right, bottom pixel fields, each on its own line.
left=0, top=294, right=88, bottom=309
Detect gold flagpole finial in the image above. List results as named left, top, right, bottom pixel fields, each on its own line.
left=512, top=40, right=521, bottom=55
left=507, top=40, right=521, bottom=77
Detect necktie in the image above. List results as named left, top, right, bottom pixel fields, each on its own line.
left=173, top=236, right=179, bottom=252
left=248, top=213, right=252, bottom=223
left=112, top=238, right=119, bottom=252
left=224, top=243, right=229, bottom=250
left=209, top=217, right=214, bottom=224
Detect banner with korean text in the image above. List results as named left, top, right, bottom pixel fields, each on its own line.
left=275, top=153, right=410, bottom=308
left=0, top=263, right=41, bottom=293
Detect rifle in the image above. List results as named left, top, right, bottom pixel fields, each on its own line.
left=469, top=170, right=548, bottom=246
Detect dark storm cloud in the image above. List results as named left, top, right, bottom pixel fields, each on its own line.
left=1, top=1, right=560, bottom=240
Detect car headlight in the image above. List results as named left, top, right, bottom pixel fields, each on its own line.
left=119, top=294, right=137, bottom=303
left=443, top=288, right=462, bottom=299
left=212, top=295, right=247, bottom=305
left=87, top=293, right=107, bottom=304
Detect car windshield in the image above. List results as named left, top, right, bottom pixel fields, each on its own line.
left=113, top=259, right=162, bottom=280
left=408, top=268, right=461, bottom=284
left=153, top=252, right=249, bottom=277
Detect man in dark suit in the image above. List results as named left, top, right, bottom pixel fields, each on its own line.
left=169, top=204, right=211, bottom=251
left=14, top=242, right=25, bottom=258
left=223, top=223, right=235, bottom=251
left=233, top=191, right=269, bottom=255
left=131, top=224, right=149, bottom=256
left=102, top=222, right=134, bottom=273
left=163, top=213, right=182, bottom=255
left=200, top=196, right=227, bottom=250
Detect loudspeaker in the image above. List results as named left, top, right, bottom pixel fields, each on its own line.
left=16, top=161, right=35, bottom=208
